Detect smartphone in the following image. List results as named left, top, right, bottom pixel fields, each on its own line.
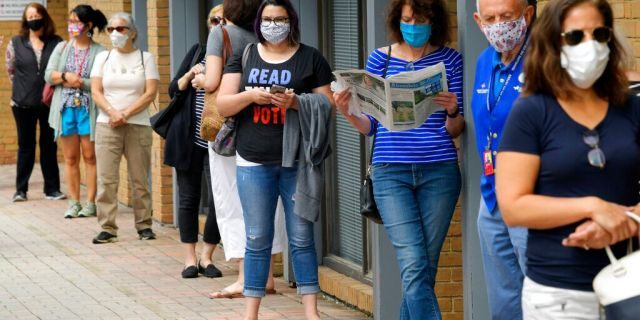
left=270, top=84, right=286, bottom=94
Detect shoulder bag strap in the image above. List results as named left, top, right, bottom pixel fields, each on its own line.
left=369, top=45, right=393, bottom=167
left=221, top=26, right=232, bottom=65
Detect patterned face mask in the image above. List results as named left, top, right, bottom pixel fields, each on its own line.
left=68, top=23, right=84, bottom=38
left=261, top=23, right=290, bottom=45
left=482, top=14, right=527, bottom=53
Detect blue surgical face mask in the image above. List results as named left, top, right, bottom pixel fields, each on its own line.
left=400, top=22, right=431, bottom=48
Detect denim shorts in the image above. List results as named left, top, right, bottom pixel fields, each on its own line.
left=61, top=106, right=90, bottom=137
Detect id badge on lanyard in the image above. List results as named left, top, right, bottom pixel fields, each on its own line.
left=483, top=136, right=494, bottom=176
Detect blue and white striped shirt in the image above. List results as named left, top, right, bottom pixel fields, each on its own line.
left=365, top=46, right=463, bottom=164
left=193, top=59, right=208, bottom=149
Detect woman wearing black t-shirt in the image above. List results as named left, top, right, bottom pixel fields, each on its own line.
left=216, top=0, right=333, bottom=319
left=496, top=0, right=639, bottom=318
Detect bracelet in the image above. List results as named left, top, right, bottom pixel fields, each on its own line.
left=446, top=108, right=460, bottom=118
left=61, top=72, right=67, bottom=82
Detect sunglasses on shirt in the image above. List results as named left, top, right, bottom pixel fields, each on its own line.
left=560, top=27, right=612, bottom=46
left=106, top=26, right=130, bottom=33
left=583, top=130, right=606, bottom=169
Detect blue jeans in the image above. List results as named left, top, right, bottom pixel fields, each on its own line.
left=372, top=161, right=461, bottom=320
left=237, top=164, right=320, bottom=298
left=477, top=199, right=528, bottom=320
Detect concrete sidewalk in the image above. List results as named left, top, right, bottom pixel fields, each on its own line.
left=0, top=164, right=368, bottom=320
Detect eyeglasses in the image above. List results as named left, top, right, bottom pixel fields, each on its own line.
left=261, top=16, right=290, bottom=27
left=210, top=16, right=224, bottom=26
left=561, top=27, right=612, bottom=46
left=583, top=130, right=606, bottom=169
left=106, top=26, right=130, bottom=33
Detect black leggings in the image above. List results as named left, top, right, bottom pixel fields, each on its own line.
left=176, top=147, right=221, bottom=244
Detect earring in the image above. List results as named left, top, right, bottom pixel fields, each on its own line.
left=87, top=31, right=92, bottom=38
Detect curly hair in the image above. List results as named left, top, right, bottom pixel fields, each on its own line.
left=386, top=0, right=451, bottom=47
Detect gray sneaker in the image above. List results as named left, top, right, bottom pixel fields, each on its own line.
left=77, top=202, right=96, bottom=217
left=64, top=200, right=82, bottom=219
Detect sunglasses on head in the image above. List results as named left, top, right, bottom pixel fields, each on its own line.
left=561, top=26, right=612, bottom=46
left=106, top=26, right=130, bottom=33
left=210, top=16, right=224, bottom=26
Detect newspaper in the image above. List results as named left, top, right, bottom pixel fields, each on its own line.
left=333, top=62, right=448, bottom=131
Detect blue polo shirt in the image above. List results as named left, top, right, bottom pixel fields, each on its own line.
left=471, top=38, right=528, bottom=212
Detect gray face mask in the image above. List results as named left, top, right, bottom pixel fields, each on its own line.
left=261, top=23, right=290, bottom=44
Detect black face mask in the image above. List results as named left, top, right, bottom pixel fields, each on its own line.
left=27, top=19, right=44, bottom=31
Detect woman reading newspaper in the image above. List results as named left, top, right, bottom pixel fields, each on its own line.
left=333, top=0, right=463, bottom=319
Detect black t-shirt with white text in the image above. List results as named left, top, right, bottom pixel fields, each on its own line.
left=225, top=44, right=333, bottom=164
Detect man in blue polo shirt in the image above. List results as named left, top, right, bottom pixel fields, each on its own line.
left=471, top=0, right=535, bottom=319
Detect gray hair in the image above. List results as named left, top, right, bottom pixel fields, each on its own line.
left=476, top=0, right=529, bottom=15
left=108, top=12, right=137, bottom=42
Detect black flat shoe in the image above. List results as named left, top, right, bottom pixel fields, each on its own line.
left=181, top=265, right=198, bottom=278
left=198, top=263, right=223, bottom=278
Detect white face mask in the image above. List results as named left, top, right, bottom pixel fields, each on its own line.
left=110, top=31, right=129, bottom=49
left=560, top=40, right=610, bottom=89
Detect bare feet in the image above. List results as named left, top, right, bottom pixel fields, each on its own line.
left=209, top=281, right=243, bottom=299
left=208, top=280, right=277, bottom=299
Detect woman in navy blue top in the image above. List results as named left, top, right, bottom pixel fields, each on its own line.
left=334, top=1, right=463, bottom=319
left=496, top=0, right=639, bottom=318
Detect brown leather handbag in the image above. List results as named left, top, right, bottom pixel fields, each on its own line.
left=199, top=26, right=232, bottom=141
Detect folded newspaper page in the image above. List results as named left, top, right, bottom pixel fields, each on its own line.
left=333, top=62, right=448, bottom=131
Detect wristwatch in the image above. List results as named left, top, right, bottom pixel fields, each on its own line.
left=61, top=72, right=67, bottom=82
left=446, top=107, right=460, bottom=118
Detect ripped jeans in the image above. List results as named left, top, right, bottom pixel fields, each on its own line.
left=236, top=164, right=320, bottom=298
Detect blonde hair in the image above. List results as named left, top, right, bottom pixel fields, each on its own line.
left=207, top=5, right=224, bottom=28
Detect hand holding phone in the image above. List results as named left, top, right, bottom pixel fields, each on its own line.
left=270, top=84, right=286, bottom=94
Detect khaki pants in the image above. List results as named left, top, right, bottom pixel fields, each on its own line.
left=95, top=123, right=152, bottom=235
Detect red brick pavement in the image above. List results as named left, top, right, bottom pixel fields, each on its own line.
left=0, top=164, right=369, bottom=320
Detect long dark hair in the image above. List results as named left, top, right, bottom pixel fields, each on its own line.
left=523, top=0, right=628, bottom=106
left=71, top=4, right=108, bottom=35
left=223, top=0, right=262, bottom=31
left=19, top=2, right=56, bottom=38
left=254, top=0, right=300, bottom=46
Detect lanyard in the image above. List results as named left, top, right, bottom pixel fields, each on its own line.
left=486, top=37, right=529, bottom=112
left=484, top=37, right=530, bottom=150
left=74, top=45, right=90, bottom=76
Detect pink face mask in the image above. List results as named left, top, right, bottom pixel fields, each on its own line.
left=68, top=23, right=84, bottom=38
left=482, top=15, right=527, bottom=53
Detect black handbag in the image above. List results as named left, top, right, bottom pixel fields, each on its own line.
left=360, top=130, right=383, bottom=224
left=359, top=45, right=391, bottom=225
left=151, top=44, right=203, bottom=139
left=150, top=93, right=183, bottom=139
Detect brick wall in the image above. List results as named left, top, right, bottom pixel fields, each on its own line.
left=0, top=0, right=68, bottom=165
left=0, top=0, right=174, bottom=219
left=146, top=0, right=173, bottom=224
